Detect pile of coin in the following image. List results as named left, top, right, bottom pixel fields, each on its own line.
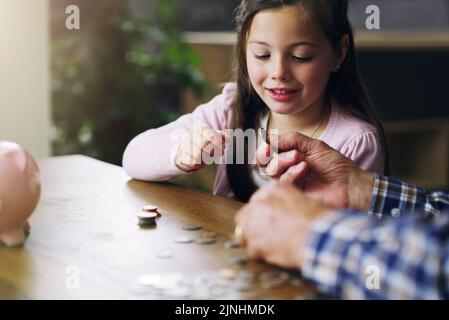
left=138, top=204, right=161, bottom=227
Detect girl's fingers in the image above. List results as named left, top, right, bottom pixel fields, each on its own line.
left=179, top=124, right=228, bottom=170
left=265, top=150, right=301, bottom=177
left=179, top=151, right=204, bottom=171
left=192, top=125, right=226, bottom=152
left=201, top=127, right=224, bottom=147
left=190, top=142, right=205, bottom=165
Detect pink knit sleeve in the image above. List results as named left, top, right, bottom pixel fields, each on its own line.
left=122, top=83, right=236, bottom=181
left=340, top=131, right=385, bottom=174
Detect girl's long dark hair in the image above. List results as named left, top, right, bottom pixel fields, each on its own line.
left=226, top=0, right=389, bottom=202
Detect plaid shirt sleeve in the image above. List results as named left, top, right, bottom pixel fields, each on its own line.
left=301, top=174, right=449, bottom=299
left=368, top=173, right=449, bottom=218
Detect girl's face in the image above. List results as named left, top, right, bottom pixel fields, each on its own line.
left=246, top=6, right=341, bottom=116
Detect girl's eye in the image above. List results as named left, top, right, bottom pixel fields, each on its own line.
left=255, top=54, right=270, bottom=60
left=292, top=56, right=312, bottom=62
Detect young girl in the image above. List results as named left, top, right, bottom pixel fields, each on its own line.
left=123, top=0, right=388, bottom=202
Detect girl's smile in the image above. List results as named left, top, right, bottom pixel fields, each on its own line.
left=266, top=87, right=300, bottom=102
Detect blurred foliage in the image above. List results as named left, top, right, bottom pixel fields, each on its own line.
left=51, top=0, right=208, bottom=165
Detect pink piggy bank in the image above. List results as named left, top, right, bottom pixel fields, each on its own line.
left=0, top=141, right=41, bottom=247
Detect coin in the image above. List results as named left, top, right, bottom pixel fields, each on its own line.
left=224, top=240, right=241, bottom=249
left=209, top=285, right=227, bottom=297
left=227, top=254, right=248, bottom=265
left=138, top=212, right=158, bottom=220
left=142, top=204, right=162, bottom=217
left=260, top=278, right=285, bottom=289
left=174, top=236, right=194, bottom=244
left=219, top=268, right=237, bottom=280
left=234, top=280, right=253, bottom=292
left=137, top=211, right=157, bottom=227
left=182, top=224, right=202, bottom=231
left=137, top=220, right=156, bottom=227
left=201, top=231, right=217, bottom=238
left=291, top=278, right=303, bottom=287
left=193, top=237, right=216, bottom=245
left=237, top=269, right=258, bottom=281
left=142, top=204, right=158, bottom=212
left=260, top=271, right=279, bottom=282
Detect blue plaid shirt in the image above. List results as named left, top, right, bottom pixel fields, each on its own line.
left=302, top=173, right=449, bottom=299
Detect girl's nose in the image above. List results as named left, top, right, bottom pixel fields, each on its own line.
left=271, top=58, right=291, bottom=82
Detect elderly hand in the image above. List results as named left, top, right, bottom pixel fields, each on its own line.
left=256, top=132, right=373, bottom=211
left=234, top=182, right=333, bottom=269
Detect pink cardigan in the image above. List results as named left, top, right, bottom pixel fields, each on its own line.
left=122, top=83, right=384, bottom=199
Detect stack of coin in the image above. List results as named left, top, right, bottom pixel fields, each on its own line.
left=142, top=204, right=162, bottom=217
left=137, top=211, right=158, bottom=227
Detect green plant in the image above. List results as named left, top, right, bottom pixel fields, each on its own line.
left=51, top=0, right=208, bottom=165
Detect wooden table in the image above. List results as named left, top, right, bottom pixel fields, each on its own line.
left=0, top=155, right=315, bottom=299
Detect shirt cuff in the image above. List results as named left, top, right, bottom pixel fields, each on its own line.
left=368, top=173, right=429, bottom=219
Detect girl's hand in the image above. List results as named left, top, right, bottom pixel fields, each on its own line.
left=174, top=123, right=228, bottom=172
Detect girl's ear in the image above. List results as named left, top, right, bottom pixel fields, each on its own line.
left=333, top=34, right=349, bottom=71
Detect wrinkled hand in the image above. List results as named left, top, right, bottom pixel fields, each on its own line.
left=235, top=182, right=333, bottom=269
left=256, top=132, right=372, bottom=211
left=175, top=123, right=228, bottom=172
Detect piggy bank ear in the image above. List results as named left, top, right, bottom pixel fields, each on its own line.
left=0, top=141, right=17, bottom=157
left=0, top=142, right=27, bottom=172
left=10, top=148, right=27, bottom=172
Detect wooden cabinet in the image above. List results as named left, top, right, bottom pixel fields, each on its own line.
left=385, top=119, right=449, bottom=189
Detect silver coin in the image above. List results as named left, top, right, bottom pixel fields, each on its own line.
left=193, top=237, right=216, bottom=245
left=227, top=254, right=249, bottom=265
left=279, top=271, right=291, bottom=280
left=234, top=280, right=253, bottom=292
left=174, top=236, right=194, bottom=244
left=224, top=240, right=241, bottom=249
left=137, top=219, right=156, bottom=227
left=259, top=271, right=279, bottom=281
left=209, top=284, right=227, bottom=297
left=237, top=269, right=258, bottom=281
left=139, top=212, right=158, bottom=219
left=181, top=224, right=202, bottom=231
left=291, top=278, right=303, bottom=287
left=260, top=278, right=286, bottom=289
left=193, top=272, right=217, bottom=286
